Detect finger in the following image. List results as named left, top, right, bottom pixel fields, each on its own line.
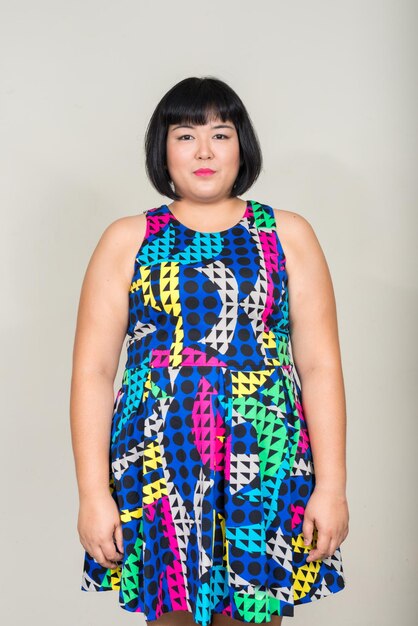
left=307, top=539, right=333, bottom=562
left=306, top=550, right=320, bottom=563
left=101, top=538, right=122, bottom=563
left=94, top=546, right=120, bottom=569
left=317, top=528, right=332, bottom=552
left=306, top=535, right=326, bottom=563
left=113, top=524, right=124, bottom=555
left=302, top=516, right=314, bottom=546
left=326, top=538, right=339, bottom=559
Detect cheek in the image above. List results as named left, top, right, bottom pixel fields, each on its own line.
left=221, top=154, right=241, bottom=173
left=220, top=143, right=240, bottom=164
left=166, top=144, right=190, bottom=169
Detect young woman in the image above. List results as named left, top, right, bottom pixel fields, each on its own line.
left=71, top=76, right=349, bottom=626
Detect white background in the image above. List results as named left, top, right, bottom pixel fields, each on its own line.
left=0, top=1, right=416, bottom=625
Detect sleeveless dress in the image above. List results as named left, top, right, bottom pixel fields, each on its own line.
left=80, top=199, right=346, bottom=622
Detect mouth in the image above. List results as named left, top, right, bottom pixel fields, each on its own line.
left=193, top=168, right=216, bottom=176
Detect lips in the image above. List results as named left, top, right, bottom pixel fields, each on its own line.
left=194, top=168, right=216, bottom=175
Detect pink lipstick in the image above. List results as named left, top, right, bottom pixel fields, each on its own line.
left=194, top=168, right=216, bottom=176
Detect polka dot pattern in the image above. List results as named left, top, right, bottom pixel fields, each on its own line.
left=80, top=200, right=346, bottom=624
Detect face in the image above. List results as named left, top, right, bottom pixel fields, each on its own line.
left=166, top=115, right=241, bottom=202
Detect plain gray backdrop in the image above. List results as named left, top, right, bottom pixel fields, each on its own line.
left=1, top=1, right=417, bottom=625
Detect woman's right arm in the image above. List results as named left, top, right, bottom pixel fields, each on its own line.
left=70, top=213, right=146, bottom=569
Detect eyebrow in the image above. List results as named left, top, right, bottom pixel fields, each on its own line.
left=170, top=124, right=235, bottom=131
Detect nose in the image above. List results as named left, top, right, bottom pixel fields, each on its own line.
left=196, top=138, right=213, bottom=160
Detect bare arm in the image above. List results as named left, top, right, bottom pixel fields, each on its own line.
left=275, top=208, right=349, bottom=562
left=279, top=210, right=347, bottom=492
left=70, top=213, right=146, bottom=567
left=70, top=216, right=145, bottom=499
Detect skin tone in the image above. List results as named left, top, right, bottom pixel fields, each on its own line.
left=70, top=113, right=349, bottom=626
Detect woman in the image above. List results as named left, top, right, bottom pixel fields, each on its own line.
left=71, top=76, right=349, bottom=625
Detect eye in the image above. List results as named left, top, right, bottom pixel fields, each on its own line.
left=177, top=133, right=230, bottom=141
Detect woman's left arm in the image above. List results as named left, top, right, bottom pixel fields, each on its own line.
left=276, top=209, right=350, bottom=564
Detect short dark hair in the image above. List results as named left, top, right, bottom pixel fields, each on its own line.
left=144, top=76, right=263, bottom=201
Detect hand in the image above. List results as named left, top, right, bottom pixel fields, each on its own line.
left=77, top=492, right=124, bottom=569
left=302, top=485, right=349, bottom=563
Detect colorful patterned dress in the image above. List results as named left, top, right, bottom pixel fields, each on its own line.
left=80, top=199, right=346, bottom=622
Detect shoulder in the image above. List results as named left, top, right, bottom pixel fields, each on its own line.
left=90, top=212, right=147, bottom=285
left=272, top=207, right=315, bottom=241
left=271, top=207, right=327, bottom=272
left=272, top=207, right=321, bottom=249
left=99, top=212, right=146, bottom=247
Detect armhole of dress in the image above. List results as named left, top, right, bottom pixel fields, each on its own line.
left=266, top=203, right=287, bottom=267
left=134, top=208, right=151, bottom=263
left=128, top=209, right=151, bottom=294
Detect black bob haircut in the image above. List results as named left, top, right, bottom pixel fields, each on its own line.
left=144, top=76, right=263, bottom=201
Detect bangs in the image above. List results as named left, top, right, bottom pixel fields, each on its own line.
left=162, top=80, right=241, bottom=127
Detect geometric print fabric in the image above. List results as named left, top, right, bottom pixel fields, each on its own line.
left=80, top=199, right=346, bottom=622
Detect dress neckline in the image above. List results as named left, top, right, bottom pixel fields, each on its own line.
left=163, top=199, right=251, bottom=235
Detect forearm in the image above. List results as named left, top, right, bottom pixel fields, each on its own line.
left=298, top=364, right=347, bottom=495
left=70, top=370, right=115, bottom=502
